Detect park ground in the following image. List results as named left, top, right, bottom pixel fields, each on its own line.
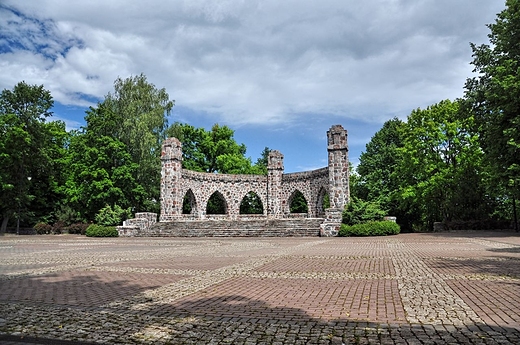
left=1, top=232, right=520, bottom=344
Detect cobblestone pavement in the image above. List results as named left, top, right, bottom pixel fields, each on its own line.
left=1, top=232, right=520, bottom=344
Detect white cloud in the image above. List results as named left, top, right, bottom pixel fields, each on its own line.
left=50, top=115, right=82, bottom=131
left=0, top=0, right=506, bottom=127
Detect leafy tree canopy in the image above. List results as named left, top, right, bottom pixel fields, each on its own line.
left=64, top=128, right=142, bottom=221
left=167, top=122, right=266, bottom=174
left=64, top=75, right=174, bottom=220
left=356, top=118, right=405, bottom=210
left=464, top=0, right=520, bottom=193
left=396, top=100, right=487, bottom=230
left=0, top=82, right=61, bottom=231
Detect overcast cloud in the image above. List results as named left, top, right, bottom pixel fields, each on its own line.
left=0, top=0, right=506, bottom=127
left=0, top=1, right=508, bottom=171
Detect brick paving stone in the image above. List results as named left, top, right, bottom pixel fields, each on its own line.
left=447, top=279, right=520, bottom=329
left=108, top=256, right=252, bottom=271
left=1, top=233, right=520, bottom=344
left=0, top=270, right=188, bottom=307
left=161, top=276, right=405, bottom=323
left=254, top=256, right=396, bottom=275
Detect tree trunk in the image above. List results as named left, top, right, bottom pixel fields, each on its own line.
left=0, top=216, right=8, bottom=234
left=513, top=195, right=518, bottom=232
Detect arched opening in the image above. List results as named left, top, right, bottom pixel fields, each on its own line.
left=182, top=189, right=197, bottom=215
left=239, top=191, right=264, bottom=214
left=206, top=191, right=228, bottom=215
left=316, top=187, right=329, bottom=217
left=289, top=190, right=308, bottom=213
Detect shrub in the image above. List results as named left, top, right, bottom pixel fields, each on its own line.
left=85, top=224, right=119, bottom=237
left=66, top=223, right=90, bottom=235
left=339, top=221, right=400, bottom=237
left=33, top=222, right=52, bottom=235
left=342, top=196, right=386, bottom=226
left=55, top=204, right=84, bottom=225
left=95, top=205, right=132, bottom=226
left=52, top=221, right=67, bottom=234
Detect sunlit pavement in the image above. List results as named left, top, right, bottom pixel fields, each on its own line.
left=1, top=232, right=520, bottom=344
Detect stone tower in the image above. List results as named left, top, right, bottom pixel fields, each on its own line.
left=159, top=137, right=183, bottom=221
left=267, top=150, right=284, bottom=218
left=321, top=125, right=349, bottom=236
left=327, top=124, right=349, bottom=209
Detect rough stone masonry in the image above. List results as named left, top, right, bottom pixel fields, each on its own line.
left=119, top=125, right=350, bottom=237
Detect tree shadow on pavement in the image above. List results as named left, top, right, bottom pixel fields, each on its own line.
left=130, top=293, right=520, bottom=344
left=0, top=270, right=184, bottom=307
left=2, top=281, right=520, bottom=344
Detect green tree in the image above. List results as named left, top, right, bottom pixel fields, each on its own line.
left=206, top=192, right=227, bottom=214
left=167, top=123, right=269, bottom=214
left=64, top=105, right=144, bottom=221
left=254, top=147, right=270, bottom=175
left=167, top=123, right=263, bottom=174
left=95, top=204, right=132, bottom=226
left=0, top=82, right=54, bottom=232
left=397, top=100, right=487, bottom=230
left=104, top=74, right=174, bottom=210
left=64, top=75, right=174, bottom=219
left=289, top=191, right=308, bottom=213
left=464, top=0, right=520, bottom=225
left=30, top=120, right=69, bottom=224
left=240, top=192, right=264, bottom=214
left=354, top=118, right=416, bottom=230
left=341, top=196, right=387, bottom=226
left=356, top=118, right=405, bottom=206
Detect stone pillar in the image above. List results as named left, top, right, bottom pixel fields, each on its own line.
left=321, top=125, right=349, bottom=236
left=327, top=125, right=349, bottom=209
left=267, top=150, right=284, bottom=218
left=159, top=138, right=183, bottom=222
left=320, top=208, right=342, bottom=237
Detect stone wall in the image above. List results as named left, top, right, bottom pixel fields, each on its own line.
left=281, top=168, right=329, bottom=217
left=179, top=170, right=268, bottom=219
left=118, top=212, right=157, bottom=237
left=125, top=125, right=349, bottom=237
left=138, top=218, right=323, bottom=237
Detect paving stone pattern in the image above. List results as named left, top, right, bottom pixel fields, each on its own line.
left=1, top=232, right=520, bottom=344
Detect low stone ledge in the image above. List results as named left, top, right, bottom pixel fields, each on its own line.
left=140, top=218, right=324, bottom=237
left=320, top=208, right=342, bottom=237
left=118, top=212, right=158, bottom=235
left=117, top=226, right=140, bottom=237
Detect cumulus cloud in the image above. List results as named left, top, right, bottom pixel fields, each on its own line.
left=0, top=0, right=505, bottom=127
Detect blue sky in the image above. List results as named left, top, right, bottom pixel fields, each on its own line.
left=0, top=0, right=506, bottom=172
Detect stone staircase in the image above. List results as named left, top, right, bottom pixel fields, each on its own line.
left=141, top=218, right=324, bottom=237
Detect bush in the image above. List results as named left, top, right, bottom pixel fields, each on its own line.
left=95, top=205, right=132, bottom=226
left=85, top=224, right=119, bottom=237
left=33, top=222, right=52, bottom=235
left=66, top=223, right=90, bottom=235
left=339, top=221, right=400, bottom=237
left=342, top=196, right=386, bottom=226
left=55, top=204, right=84, bottom=225
left=52, top=221, right=67, bottom=234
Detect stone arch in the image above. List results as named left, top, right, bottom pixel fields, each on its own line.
left=182, top=189, right=197, bottom=215
left=158, top=125, right=349, bottom=230
left=239, top=191, right=264, bottom=214
left=288, top=189, right=309, bottom=214
left=206, top=191, right=228, bottom=215
left=315, top=186, right=329, bottom=217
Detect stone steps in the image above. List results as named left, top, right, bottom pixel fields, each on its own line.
left=140, top=218, right=324, bottom=237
